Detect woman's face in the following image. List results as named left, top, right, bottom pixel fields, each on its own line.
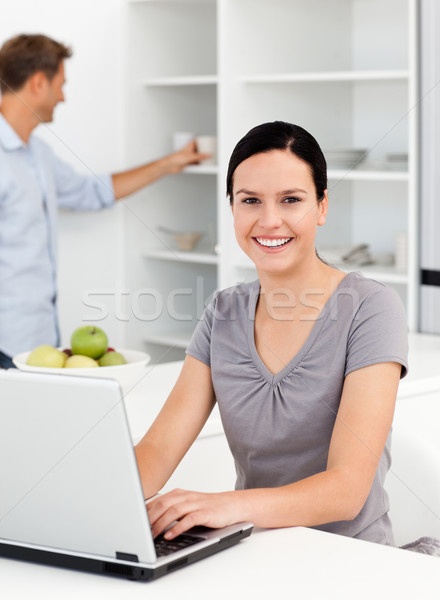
left=231, top=150, right=328, bottom=277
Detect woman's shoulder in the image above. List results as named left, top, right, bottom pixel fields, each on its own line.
left=340, top=272, right=408, bottom=377
left=214, top=279, right=259, bottom=306
left=199, top=280, right=258, bottom=327
left=338, top=271, right=406, bottom=322
left=340, top=271, right=400, bottom=301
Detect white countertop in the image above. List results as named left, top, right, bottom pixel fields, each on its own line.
left=1, top=525, right=439, bottom=599
left=399, top=333, right=440, bottom=396
left=2, top=332, right=440, bottom=596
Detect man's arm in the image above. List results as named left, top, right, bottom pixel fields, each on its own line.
left=112, top=141, right=209, bottom=200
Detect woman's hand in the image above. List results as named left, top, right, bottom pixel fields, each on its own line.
left=147, top=489, right=243, bottom=540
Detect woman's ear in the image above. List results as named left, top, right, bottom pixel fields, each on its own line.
left=317, top=191, right=328, bottom=226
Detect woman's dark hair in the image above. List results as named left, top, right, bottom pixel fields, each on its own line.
left=226, top=121, right=327, bottom=204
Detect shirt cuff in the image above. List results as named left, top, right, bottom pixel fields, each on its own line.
left=98, top=173, right=116, bottom=208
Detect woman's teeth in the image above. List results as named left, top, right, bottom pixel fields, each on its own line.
left=256, top=237, right=292, bottom=247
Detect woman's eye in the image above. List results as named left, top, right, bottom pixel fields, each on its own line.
left=283, top=196, right=301, bottom=204
left=242, top=197, right=260, bottom=204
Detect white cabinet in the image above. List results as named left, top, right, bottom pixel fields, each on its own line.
left=124, top=0, right=419, bottom=360
left=386, top=389, right=440, bottom=546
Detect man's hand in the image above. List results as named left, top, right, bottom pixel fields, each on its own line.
left=165, top=140, right=211, bottom=174
left=112, top=140, right=211, bottom=199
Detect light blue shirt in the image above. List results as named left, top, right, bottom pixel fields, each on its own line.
left=0, top=113, right=115, bottom=357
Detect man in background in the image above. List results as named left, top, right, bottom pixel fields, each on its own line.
left=0, top=34, right=207, bottom=368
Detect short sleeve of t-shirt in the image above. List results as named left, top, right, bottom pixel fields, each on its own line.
left=186, top=294, right=217, bottom=367
left=344, top=282, right=408, bottom=378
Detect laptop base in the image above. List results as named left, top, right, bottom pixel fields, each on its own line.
left=0, top=526, right=252, bottom=581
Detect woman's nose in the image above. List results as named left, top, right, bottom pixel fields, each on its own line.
left=258, top=204, right=283, bottom=229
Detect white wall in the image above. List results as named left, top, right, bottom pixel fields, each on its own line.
left=0, top=0, right=126, bottom=349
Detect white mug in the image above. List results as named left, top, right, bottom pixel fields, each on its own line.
left=172, top=131, right=195, bottom=151
left=195, top=135, right=217, bottom=165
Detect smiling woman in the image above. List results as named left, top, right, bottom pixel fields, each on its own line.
left=227, top=122, right=328, bottom=280
left=135, top=121, right=408, bottom=547
left=231, top=150, right=327, bottom=279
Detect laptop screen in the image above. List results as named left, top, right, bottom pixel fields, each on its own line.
left=0, top=371, right=156, bottom=563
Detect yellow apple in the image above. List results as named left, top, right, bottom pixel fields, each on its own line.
left=98, top=351, right=127, bottom=366
left=27, top=345, right=67, bottom=368
left=64, top=355, right=99, bottom=368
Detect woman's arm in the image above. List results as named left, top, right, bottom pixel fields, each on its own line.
left=147, top=361, right=401, bottom=539
left=135, top=354, right=216, bottom=500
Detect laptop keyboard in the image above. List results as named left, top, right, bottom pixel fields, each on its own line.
left=154, top=533, right=205, bottom=557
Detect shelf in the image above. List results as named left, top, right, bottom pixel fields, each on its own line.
left=183, top=165, right=219, bottom=175
left=234, top=261, right=257, bottom=271
left=129, top=0, right=215, bottom=3
left=142, top=248, right=219, bottom=265
left=141, top=75, right=218, bottom=87
left=144, top=328, right=193, bottom=349
left=342, top=265, right=409, bottom=285
left=234, top=261, right=408, bottom=285
left=240, top=70, right=410, bottom=84
left=327, top=169, right=409, bottom=182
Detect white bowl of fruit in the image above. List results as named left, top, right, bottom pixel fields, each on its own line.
left=13, top=326, right=150, bottom=394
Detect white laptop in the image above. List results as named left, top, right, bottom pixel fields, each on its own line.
left=0, top=370, right=252, bottom=581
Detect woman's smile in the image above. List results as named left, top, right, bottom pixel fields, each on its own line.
left=253, top=236, right=294, bottom=251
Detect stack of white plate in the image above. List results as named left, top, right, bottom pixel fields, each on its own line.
left=319, top=244, right=373, bottom=267
left=385, top=152, right=408, bottom=171
left=324, top=148, right=368, bottom=170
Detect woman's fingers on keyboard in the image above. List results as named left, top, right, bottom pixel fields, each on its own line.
left=147, top=488, right=239, bottom=539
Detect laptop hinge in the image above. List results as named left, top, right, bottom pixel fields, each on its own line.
left=115, top=551, right=139, bottom=562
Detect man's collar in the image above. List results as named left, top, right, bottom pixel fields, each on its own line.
left=0, top=112, right=27, bottom=150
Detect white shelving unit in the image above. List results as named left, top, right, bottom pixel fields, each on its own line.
left=327, top=170, right=409, bottom=183
left=141, top=75, right=218, bottom=86
left=142, top=249, right=218, bottom=265
left=240, top=70, right=410, bottom=84
left=124, top=0, right=419, bottom=361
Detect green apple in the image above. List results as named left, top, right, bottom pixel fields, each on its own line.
left=98, top=351, right=127, bottom=367
left=64, top=355, right=99, bottom=368
left=27, top=345, right=67, bottom=368
left=70, top=326, right=108, bottom=359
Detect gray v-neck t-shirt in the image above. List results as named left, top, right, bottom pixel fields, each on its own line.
left=186, top=271, right=408, bottom=545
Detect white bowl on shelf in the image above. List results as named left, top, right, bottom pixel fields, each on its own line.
left=173, top=232, right=203, bottom=251
left=158, top=225, right=204, bottom=251
left=12, top=348, right=151, bottom=394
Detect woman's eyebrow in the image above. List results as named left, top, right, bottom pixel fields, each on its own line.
left=235, top=189, right=258, bottom=195
left=279, top=188, right=308, bottom=195
left=235, top=188, right=308, bottom=195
